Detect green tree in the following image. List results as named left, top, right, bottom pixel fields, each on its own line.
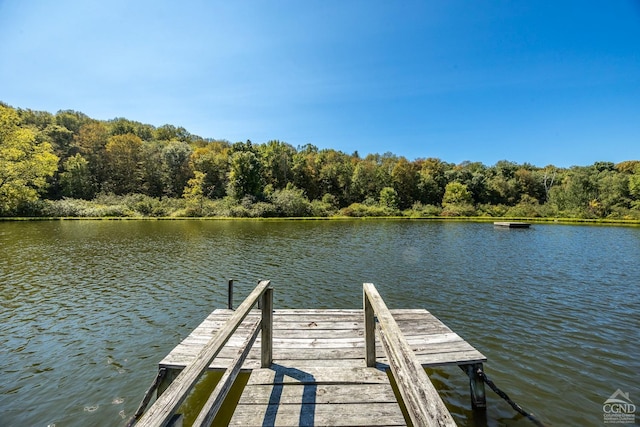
left=0, top=105, right=59, bottom=214
left=109, top=117, right=154, bottom=140
left=616, top=160, right=640, bottom=174
left=315, top=149, right=354, bottom=206
left=391, top=157, right=419, bottom=209
left=515, top=167, right=545, bottom=203
left=140, top=141, right=166, bottom=197
left=442, top=182, right=473, bottom=206
left=445, top=161, right=489, bottom=204
left=417, top=158, right=449, bottom=205
left=629, top=164, right=640, bottom=212
left=60, top=153, right=94, bottom=199
left=594, top=168, right=630, bottom=217
left=548, top=166, right=598, bottom=217
left=55, top=109, right=89, bottom=134
left=227, top=150, right=262, bottom=199
left=379, top=186, right=398, bottom=210
left=17, top=108, right=54, bottom=131
left=379, top=152, right=399, bottom=178
left=291, top=144, right=321, bottom=201
left=351, top=157, right=390, bottom=203
left=104, top=133, right=143, bottom=194
left=486, top=174, right=518, bottom=205
left=44, top=124, right=75, bottom=160
left=161, top=140, right=193, bottom=197
left=441, top=181, right=475, bottom=216
left=258, top=140, right=295, bottom=190
left=629, top=164, right=640, bottom=201
left=50, top=109, right=91, bottom=159
left=479, top=161, right=524, bottom=205
left=190, top=141, right=230, bottom=198
left=74, top=121, right=110, bottom=186
left=155, top=124, right=190, bottom=142
left=183, top=171, right=206, bottom=215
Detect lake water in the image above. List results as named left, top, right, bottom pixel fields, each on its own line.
left=1, top=220, right=638, bottom=426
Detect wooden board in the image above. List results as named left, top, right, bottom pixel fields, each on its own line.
left=159, top=309, right=486, bottom=371
left=229, top=366, right=407, bottom=426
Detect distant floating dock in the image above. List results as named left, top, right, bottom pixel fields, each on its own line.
left=131, top=281, right=487, bottom=427
left=493, top=221, right=531, bottom=228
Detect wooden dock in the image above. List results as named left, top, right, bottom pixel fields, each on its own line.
left=131, top=282, right=487, bottom=427
left=493, top=221, right=531, bottom=228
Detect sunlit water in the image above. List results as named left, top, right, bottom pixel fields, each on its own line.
left=1, top=220, right=638, bottom=426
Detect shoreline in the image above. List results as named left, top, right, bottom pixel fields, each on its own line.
left=2, top=215, right=639, bottom=227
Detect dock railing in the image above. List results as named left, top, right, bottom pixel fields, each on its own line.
left=363, top=283, right=457, bottom=427
left=134, top=280, right=273, bottom=427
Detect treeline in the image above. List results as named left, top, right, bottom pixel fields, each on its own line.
left=1, top=103, right=640, bottom=219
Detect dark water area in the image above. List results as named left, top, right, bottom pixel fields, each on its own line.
left=1, top=220, right=638, bottom=426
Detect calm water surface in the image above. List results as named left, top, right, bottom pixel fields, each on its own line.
left=0, top=220, right=638, bottom=426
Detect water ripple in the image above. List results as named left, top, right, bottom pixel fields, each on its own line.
left=1, top=220, right=638, bottom=426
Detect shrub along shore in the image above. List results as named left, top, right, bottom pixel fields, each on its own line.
left=4, top=216, right=640, bottom=227
left=2, top=195, right=639, bottom=227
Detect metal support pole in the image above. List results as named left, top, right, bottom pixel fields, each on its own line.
left=466, top=363, right=487, bottom=409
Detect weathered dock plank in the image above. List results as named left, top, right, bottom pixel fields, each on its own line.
left=230, top=402, right=407, bottom=426
left=159, top=309, right=486, bottom=372
left=229, top=366, right=407, bottom=426
left=230, top=403, right=408, bottom=426
left=246, top=366, right=391, bottom=385
left=239, top=383, right=397, bottom=404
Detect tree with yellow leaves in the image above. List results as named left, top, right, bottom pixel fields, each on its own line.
left=0, top=105, right=58, bottom=214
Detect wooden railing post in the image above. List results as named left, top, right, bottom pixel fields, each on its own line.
left=227, top=279, right=234, bottom=310
left=261, top=286, right=273, bottom=368
left=364, top=288, right=376, bottom=367
left=363, top=283, right=456, bottom=427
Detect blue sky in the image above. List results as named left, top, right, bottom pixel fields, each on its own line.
left=1, top=0, right=638, bottom=167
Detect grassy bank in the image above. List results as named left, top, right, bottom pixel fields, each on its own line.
left=3, top=214, right=640, bottom=227
left=2, top=193, right=639, bottom=225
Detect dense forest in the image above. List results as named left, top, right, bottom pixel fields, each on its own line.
left=1, top=103, right=639, bottom=219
